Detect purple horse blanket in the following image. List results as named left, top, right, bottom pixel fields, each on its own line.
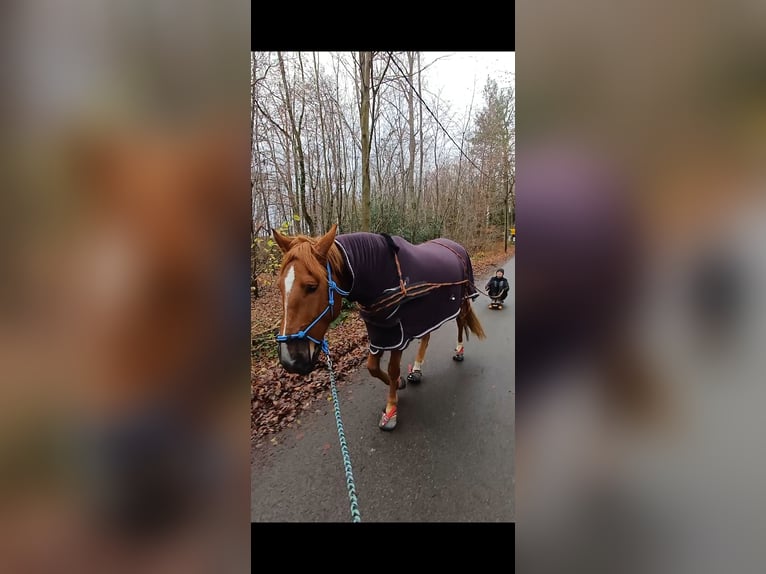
left=335, top=233, right=478, bottom=353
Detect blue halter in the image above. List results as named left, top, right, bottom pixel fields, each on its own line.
left=275, top=260, right=350, bottom=356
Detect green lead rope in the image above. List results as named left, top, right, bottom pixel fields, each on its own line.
left=326, top=354, right=361, bottom=523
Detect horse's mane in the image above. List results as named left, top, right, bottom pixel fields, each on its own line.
left=282, top=234, right=346, bottom=285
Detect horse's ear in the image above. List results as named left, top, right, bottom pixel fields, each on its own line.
left=313, top=224, right=338, bottom=260
left=272, top=228, right=294, bottom=254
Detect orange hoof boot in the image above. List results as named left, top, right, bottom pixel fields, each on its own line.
left=379, top=406, right=397, bottom=431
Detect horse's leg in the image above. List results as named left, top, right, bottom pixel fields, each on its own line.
left=453, top=313, right=465, bottom=361
left=386, top=349, right=404, bottom=397
left=367, top=350, right=390, bottom=386
left=407, top=334, right=430, bottom=383
left=367, top=350, right=402, bottom=430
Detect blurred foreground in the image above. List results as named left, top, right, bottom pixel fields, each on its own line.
left=517, top=2, right=766, bottom=573
left=0, top=2, right=250, bottom=573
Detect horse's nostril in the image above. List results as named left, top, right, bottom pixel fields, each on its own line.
left=278, top=340, right=316, bottom=371
left=277, top=343, right=293, bottom=364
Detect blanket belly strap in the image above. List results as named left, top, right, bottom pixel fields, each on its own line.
left=360, top=278, right=470, bottom=319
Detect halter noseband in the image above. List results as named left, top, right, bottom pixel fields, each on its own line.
left=275, top=260, right=350, bottom=355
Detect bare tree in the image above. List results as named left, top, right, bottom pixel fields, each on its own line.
left=406, top=51, right=416, bottom=220
left=278, top=51, right=314, bottom=235
left=359, top=51, right=372, bottom=231
left=417, top=52, right=424, bottom=221
left=251, top=51, right=514, bottom=254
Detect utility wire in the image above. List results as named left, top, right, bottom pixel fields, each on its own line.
left=387, top=52, right=491, bottom=179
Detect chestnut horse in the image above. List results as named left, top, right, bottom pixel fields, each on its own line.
left=272, top=224, right=486, bottom=430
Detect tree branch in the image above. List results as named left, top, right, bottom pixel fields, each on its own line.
left=254, top=99, right=290, bottom=139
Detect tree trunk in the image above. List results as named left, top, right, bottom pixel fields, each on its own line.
left=407, top=51, right=416, bottom=217
left=359, top=51, right=372, bottom=232
left=433, top=98, right=440, bottom=226
left=504, top=180, right=509, bottom=253
left=278, top=51, right=314, bottom=235
left=251, top=54, right=257, bottom=299
left=252, top=110, right=271, bottom=234
left=313, top=52, right=333, bottom=231
left=417, top=52, right=424, bottom=233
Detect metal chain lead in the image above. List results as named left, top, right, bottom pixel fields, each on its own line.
left=326, top=354, right=361, bottom=523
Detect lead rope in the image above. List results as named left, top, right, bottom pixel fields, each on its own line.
left=325, top=351, right=362, bottom=523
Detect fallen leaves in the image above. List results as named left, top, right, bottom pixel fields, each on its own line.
left=471, top=242, right=515, bottom=279
left=251, top=307, right=369, bottom=442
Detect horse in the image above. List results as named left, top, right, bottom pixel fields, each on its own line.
left=272, top=223, right=486, bottom=431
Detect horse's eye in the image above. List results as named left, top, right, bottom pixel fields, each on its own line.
left=306, top=284, right=318, bottom=293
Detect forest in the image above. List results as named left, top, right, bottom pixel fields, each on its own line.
left=251, top=51, right=515, bottom=296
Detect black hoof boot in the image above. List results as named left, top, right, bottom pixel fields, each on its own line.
left=397, top=376, right=406, bottom=390
left=407, top=370, right=423, bottom=384
left=452, top=349, right=465, bottom=362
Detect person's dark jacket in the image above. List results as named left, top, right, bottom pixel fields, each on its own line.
left=486, top=276, right=510, bottom=300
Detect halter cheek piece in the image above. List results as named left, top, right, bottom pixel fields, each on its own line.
left=276, top=261, right=350, bottom=356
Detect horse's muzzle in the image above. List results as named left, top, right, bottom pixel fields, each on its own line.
left=278, top=340, right=320, bottom=375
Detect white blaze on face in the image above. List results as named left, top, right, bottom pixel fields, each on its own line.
left=281, top=264, right=295, bottom=336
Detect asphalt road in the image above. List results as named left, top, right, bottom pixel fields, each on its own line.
left=251, top=257, right=514, bottom=522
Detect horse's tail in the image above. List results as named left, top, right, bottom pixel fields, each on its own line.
left=462, top=300, right=486, bottom=341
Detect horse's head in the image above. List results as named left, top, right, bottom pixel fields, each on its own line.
left=272, top=224, right=347, bottom=374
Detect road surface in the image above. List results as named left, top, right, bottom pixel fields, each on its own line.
left=251, top=258, right=514, bottom=522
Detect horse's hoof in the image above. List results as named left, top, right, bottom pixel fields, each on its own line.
left=397, top=376, right=406, bottom=390
left=453, top=349, right=464, bottom=362
left=406, top=370, right=423, bottom=384
left=379, top=408, right=397, bottom=431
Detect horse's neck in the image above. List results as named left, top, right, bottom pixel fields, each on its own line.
left=329, top=244, right=352, bottom=294
left=332, top=232, right=395, bottom=303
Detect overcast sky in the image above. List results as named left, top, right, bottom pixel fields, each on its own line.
left=420, top=51, right=515, bottom=118
left=313, top=51, right=514, bottom=121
